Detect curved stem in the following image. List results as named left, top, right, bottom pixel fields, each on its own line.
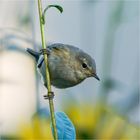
left=37, top=0, right=58, bottom=139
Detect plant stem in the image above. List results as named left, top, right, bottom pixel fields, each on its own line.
left=37, top=0, right=58, bottom=139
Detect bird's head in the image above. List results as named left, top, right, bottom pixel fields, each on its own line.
left=75, top=51, right=100, bottom=81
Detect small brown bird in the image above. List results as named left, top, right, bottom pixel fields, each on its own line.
left=27, top=43, right=100, bottom=88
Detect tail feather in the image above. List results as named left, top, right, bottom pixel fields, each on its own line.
left=26, top=48, right=40, bottom=62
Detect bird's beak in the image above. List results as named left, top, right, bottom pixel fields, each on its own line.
left=94, top=74, right=100, bottom=81
left=92, top=73, right=100, bottom=81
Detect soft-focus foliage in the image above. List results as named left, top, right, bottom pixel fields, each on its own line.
left=19, top=110, right=76, bottom=140
left=10, top=104, right=138, bottom=140
left=63, top=103, right=139, bottom=139
left=19, top=108, right=52, bottom=139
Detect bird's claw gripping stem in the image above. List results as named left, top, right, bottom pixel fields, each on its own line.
left=40, top=48, right=48, bottom=55
left=44, top=91, right=55, bottom=100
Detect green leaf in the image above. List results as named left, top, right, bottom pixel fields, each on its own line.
left=42, top=5, right=63, bottom=24
left=45, top=5, right=63, bottom=13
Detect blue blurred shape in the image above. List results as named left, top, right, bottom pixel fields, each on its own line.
left=37, top=108, right=49, bottom=118
left=52, top=112, right=76, bottom=140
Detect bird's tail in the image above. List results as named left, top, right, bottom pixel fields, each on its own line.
left=26, top=48, right=40, bottom=62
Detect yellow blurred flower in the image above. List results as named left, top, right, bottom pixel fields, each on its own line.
left=63, top=103, right=139, bottom=140
left=19, top=115, right=53, bottom=139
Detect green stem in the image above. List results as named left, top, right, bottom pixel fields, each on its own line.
left=37, top=0, right=58, bottom=139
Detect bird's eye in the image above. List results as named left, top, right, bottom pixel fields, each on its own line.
left=82, top=63, right=87, bottom=69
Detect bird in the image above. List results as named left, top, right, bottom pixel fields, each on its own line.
left=26, top=43, right=100, bottom=89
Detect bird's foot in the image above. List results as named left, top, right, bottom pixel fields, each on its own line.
left=44, top=92, right=55, bottom=100
left=40, top=49, right=48, bottom=55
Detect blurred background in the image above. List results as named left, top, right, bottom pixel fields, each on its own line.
left=0, top=0, right=139, bottom=139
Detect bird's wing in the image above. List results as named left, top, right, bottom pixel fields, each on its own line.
left=48, top=43, right=68, bottom=52
left=47, top=43, right=72, bottom=59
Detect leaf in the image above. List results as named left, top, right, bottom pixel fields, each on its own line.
left=44, top=5, right=63, bottom=13
left=52, top=112, right=76, bottom=140
left=42, top=5, right=63, bottom=24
